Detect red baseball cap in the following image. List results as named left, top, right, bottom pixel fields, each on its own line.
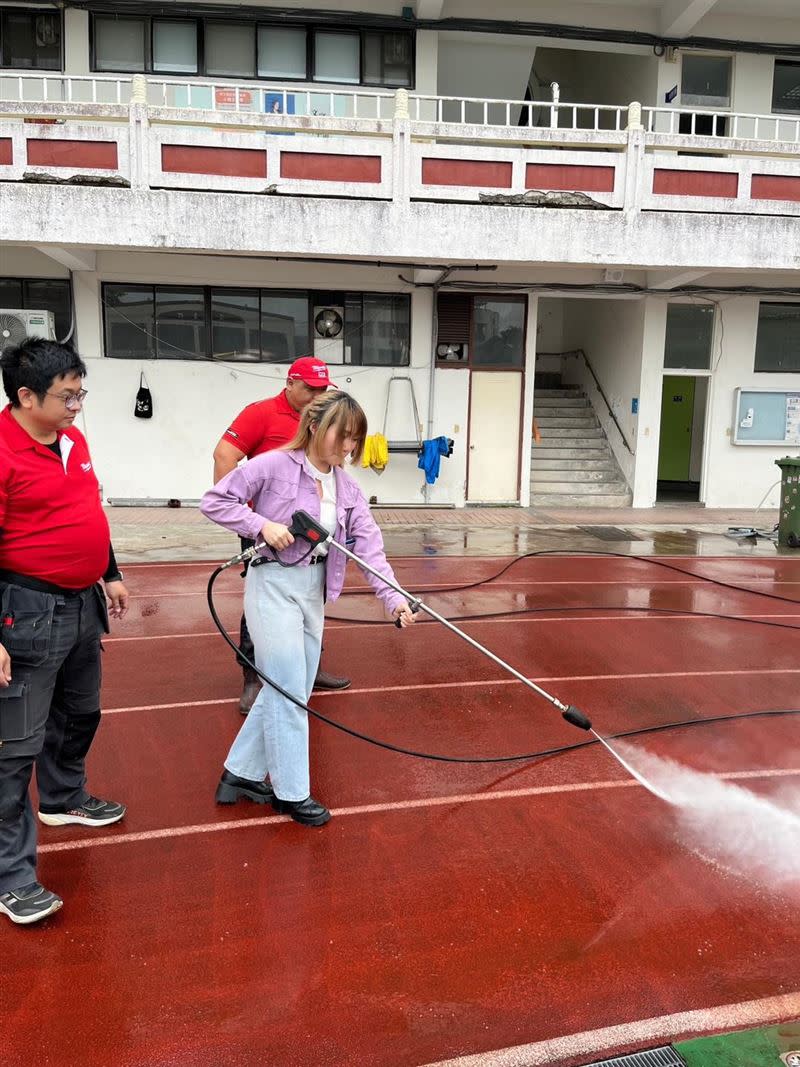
left=287, top=356, right=335, bottom=388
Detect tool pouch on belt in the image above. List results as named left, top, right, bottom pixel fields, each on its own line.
left=0, top=681, right=31, bottom=743
left=0, top=585, right=55, bottom=667
left=92, top=583, right=111, bottom=635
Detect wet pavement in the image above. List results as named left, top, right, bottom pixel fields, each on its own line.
left=4, top=550, right=800, bottom=1067
left=108, top=504, right=784, bottom=563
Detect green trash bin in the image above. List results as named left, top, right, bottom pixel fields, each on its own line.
left=775, top=456, right=800, bottom=547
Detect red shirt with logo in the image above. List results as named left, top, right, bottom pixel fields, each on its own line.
left=222, top=389, right=300, bottom=459
left=0, top=406, right=110, bottom=589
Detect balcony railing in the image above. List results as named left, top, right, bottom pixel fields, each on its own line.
left=644, top=105, right=800, bottom=146
left=404, top=93, right=626, bottom=132
left=145, top=76, right=397, bottom=120
left=3, top=74, right=800, bottom=216
left=5, top=73, right=800, bottom=146
left=0, top=72, right=131, bottom=105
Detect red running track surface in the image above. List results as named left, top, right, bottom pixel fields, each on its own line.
left=4, top=554, right=800, bottom=1067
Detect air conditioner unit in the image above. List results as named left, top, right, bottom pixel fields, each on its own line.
left=0, top=309, right=56, bottom=351
left=312, top=305, right=345, bottom=364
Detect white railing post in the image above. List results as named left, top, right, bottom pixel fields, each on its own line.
left=626, top=100, right=644, bottom=132
left=392, top=88, right=410, bottom=204
left=624, top=101, right=645, bottom=214
left=550, top=81, right=560, bottom=130
left=128, top=74, right=149, bottom=190
left=394, top=87, right=410, bottom=120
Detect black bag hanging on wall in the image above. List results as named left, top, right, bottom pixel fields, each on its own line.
left=134, top=372, right=153, bottom=419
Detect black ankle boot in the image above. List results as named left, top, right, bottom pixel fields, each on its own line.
left=271, top=795, right=331, bottom=826
left=215, top=769, right=274, bottom=805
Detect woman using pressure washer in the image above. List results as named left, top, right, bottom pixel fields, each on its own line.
left=200, top=391, right=416, bottom=826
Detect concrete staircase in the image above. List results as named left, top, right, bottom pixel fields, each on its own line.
left=530, top=388, right=632, bottom=507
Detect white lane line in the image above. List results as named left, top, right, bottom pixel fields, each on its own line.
left=102, top=666, right=800, bottom=715
left=417, top=991, right=800, bottom=1067
left=37, top=767, right=800, bottom=855
left=119, top=578, right=800, bottom=600
left=105, top=697, right=236, bottom=714
left=101, top=612, right=800, bottom=643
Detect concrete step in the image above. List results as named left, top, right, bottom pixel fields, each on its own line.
left=534, top=396, right=589, bottom=409
left=532, top=457, right=617, bottom=471
left=539, top=435, right=605, bottom=448
left=531, top=468, right=624, bottom=484
left=532, top=445, right=614, bottom=460
left=535, top=416, right=599, bottom=430
left=529, top=492, right=635, bottom=505
left=534, top=388, right=584, bottom=398
left=537, top=428, right=605, bottom=441
left=529, top=479, right=629, bottom=494
left=534, top=405, right=591, bottom=418
left=530, top=491, right=632, bottom=507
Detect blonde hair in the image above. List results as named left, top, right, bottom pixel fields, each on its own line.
left=284, top=390, right=368, bottom=465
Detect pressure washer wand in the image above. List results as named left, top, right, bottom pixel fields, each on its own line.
left=287, top=510, right=593, bottom=734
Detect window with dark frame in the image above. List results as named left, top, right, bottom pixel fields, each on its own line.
left=773, top=60, right=800, bottom=114
left=153, top=20, right=198, bottom=75
left=436, top=294, right=526, bottom=368
left=103, top=285, right=410, bottom=366
left=680, top=53, right=732, bottom=107
left=0, top=8, right=62, bottom=70
left=663, top=304, right=714, bottom=370
left=0, top=277, right=72, bottom=339
left=90, top=14, right=412, bottom=87
left=754, top=302, right=800, bottom=373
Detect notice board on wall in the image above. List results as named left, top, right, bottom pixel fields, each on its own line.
left=733, top=387, right=800, bottom=445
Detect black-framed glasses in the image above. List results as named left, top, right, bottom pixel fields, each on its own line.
left=46, top=389, right=88, bottom=410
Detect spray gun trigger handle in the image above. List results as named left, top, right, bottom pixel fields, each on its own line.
left=394, top=599, right=421, bottom=628
left=562, top=705, right=592, bottom=731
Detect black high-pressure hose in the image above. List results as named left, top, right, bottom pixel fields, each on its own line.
left=206, top=544, right=800, bottom=766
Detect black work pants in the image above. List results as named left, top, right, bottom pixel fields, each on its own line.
left=237, top=538, right=256, bottom=673
left=0, top=582, right=106, bottom=893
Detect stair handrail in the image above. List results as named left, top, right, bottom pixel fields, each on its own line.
left=538, top=349, right=634, bottom=456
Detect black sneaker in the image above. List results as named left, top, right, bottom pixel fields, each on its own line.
left=0, top=882, right=63, bottom=925
left=38, top=795, right=126, bottom=828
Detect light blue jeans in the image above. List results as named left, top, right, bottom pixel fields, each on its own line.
left=224, top=561, right=325, bottom=801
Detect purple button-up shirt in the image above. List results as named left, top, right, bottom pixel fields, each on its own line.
left=200, top=448, right=405, bottom=614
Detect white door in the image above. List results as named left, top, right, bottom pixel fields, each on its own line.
left=467, top=371, right=522, bottom=502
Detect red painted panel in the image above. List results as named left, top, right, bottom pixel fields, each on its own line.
left=421, top=158, right=512, bottom=188
left=161, top=144, right=267, bottom=179
left=653, top=168, right=738, bottom=198
left=0, top=138, right=12, bottom=165
left=280, top=152, right=381, bottom=183
left=26, top=138, right=118, bottom=169
left=751, top=173, right=800, bottom=202
left=525, top=163, right=615, bottom=192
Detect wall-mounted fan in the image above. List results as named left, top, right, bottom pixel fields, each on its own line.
left=313, top=305, right=345, bottom=362
left=314, top=307, right=343, bottom=338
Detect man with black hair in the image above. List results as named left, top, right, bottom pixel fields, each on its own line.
left=0, top=337, right=128, bottom=926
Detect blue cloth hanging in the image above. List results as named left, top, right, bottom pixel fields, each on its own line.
left=418, top=436, right=453, bottom=485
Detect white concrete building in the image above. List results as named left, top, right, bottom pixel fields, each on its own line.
left=2, top=0, right=800, bottom=509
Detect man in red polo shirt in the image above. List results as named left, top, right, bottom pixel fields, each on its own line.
left=0, top=337, right=129, bottom=925
left=213, top=356, right=351, bottom=713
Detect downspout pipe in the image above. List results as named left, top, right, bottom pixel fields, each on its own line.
left=424, top=267, right=454, bottom=503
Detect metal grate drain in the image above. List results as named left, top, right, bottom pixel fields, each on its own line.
left=577, top=1047, right=687, bottom=1067
left=577, top=526, right=644, bottom=542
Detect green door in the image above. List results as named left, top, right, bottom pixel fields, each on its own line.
left=658, top=375, right=695, bottom=481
